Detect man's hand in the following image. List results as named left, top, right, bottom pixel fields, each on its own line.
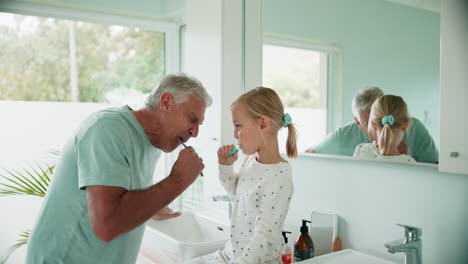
left=305, top=147, right=316, bottom=153
left=170, top=147, right=204, bottom=186
left=151, top=206, right=181, bottom=220
left=217, top=145, right=238, bottom=165
left=398, top=141, right=410, bottom=155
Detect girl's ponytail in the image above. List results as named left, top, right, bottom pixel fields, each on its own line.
left=378, top=123, right=393, bottom=155
left=285, top=123, right=298, bottom=158
left=373, top=98, right=410, bottom=155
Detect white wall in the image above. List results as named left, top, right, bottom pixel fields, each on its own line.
left=0, top=101, right=114, bottom=167
left=283, top=155, right=468, bottom=264
left=183, top=0, right=246, bottom=211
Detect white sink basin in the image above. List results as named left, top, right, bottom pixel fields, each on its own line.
left=139, top=210, right=229, bottom=264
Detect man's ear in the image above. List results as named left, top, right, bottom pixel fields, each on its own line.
left=401, top=120, right=409, bottom=132
left=159, top=92, right=174, bottom=111
left=370, top=120, right=377, bottom=132
left=354, top=117, right=361, bottom=127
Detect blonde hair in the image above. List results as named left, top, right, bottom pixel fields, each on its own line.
left=231, top=87, right=298, bottom=158
left=370, top=95, right=411, bottom=155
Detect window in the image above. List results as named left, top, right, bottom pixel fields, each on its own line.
left=0, top=9, right=177, bottom=183
left=263, top=40, right=333, bottom=152
left=0, top=12, right=165, bottom=106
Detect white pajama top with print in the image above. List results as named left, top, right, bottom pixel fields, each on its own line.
left=353, top=143, right=416, bottom=163
left=188, top=155, right=294, bottom=264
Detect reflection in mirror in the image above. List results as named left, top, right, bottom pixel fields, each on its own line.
left=263, top=42, right=330, bottom=152
left=262, top=0, right=440, bottom=163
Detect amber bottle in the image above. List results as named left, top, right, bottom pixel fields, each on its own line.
left=294, top=219, right=314, bottom=261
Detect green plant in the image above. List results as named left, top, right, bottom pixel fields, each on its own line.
left=0, top=150, right=58, bottom=264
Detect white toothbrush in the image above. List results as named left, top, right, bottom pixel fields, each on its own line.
left=178, top=137, right=204, bottom=177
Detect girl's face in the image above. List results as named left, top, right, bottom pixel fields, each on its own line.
left=231, top=103, right=262, bottom=155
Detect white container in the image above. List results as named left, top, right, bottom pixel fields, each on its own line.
left=140, top=210, right=229, bottom=264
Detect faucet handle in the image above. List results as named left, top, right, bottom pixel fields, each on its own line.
left=396, top=224, right=422, bottom=241
left=212, top=195, right=231, bottom=202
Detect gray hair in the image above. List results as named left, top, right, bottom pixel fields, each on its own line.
left=351, top=86, right=384, bottom=119
left=145, top=73, right=212, bottom=110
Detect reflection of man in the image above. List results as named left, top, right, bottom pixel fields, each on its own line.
left=306, top=87, right=438, bottom=163
left=26, top=73, right=212, bottom=264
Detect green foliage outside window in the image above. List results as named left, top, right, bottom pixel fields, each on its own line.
left=0, top=14, right=165, bottom=102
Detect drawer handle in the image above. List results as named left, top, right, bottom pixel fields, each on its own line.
left=450, top=152, right=459, bottom=158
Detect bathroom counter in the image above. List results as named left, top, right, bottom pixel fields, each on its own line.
left=296, top=249, right=396, bottom=264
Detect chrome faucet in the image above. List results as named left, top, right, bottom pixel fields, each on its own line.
left=385, top=224, right=422, bottom=264
left=212, top=195, right=232, bottom=219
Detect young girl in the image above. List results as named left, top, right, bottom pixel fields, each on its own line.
left=188, top=87, right=297, bottom=264
left=353, top=94, right=416, bottom=162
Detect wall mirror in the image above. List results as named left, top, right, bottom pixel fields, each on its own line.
left=262, top=0, right=440, bottom=164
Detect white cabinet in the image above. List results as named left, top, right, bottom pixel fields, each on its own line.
left=439, top=0, right=468, bottom=175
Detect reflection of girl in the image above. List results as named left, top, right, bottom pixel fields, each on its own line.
left=188, top=87, right=297, bottom=264
left=353, top=95, right=416, bottom=163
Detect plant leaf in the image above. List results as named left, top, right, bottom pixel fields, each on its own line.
left=0, top=230, right=30, bottom=264
left=7, top=168, right=38, bottom=193
left=0, top=182, right=35, bottom=196
left=1, top=171, right=35, bottom=194
left=0, top=168, right=43, bottom=197
left=0, top=149, right=58, bottom=197
left=20, top=167, right=46, bottom=194
left=26, top=164, right=48, bottom=194
left=36, top=164, right=51, bottom=189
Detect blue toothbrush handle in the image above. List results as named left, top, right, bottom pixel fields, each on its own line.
left=228, top=147, right=238, bottom=156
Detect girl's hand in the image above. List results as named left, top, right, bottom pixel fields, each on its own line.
left=397, top=141, right=410, bottom=155
left=217, top=144, right=238, bottom=165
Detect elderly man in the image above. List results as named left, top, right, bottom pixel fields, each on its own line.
left=26, top=73, right=212, bottom=264
left=306, top=87, right=438, bottom=163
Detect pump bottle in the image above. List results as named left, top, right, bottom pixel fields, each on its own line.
left=294, top=219, right=314, bottom=261
left=281, top=231, right=292, bottom=264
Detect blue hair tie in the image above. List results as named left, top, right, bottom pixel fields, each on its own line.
left=381, top=115, right=395, bottom=126
left=282, top=113, right=292, bottom=128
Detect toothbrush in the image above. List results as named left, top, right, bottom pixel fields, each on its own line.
left=228, top=145, right=239, bottom=156
left=178, top=138, right=204, bottom=177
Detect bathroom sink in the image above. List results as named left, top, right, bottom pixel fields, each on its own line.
left=139, top=209, right=230, bottom=264
left=296, top=249, right=396, bottom=264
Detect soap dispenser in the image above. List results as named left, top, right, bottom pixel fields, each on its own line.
left=281, top=231, right=292, bottom=264
left=294, top=219, right=314, bottom=261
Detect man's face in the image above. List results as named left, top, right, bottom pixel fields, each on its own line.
left=354, top=110, right=374, bottom=140
left=152, top=93, right=206, bottom=152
